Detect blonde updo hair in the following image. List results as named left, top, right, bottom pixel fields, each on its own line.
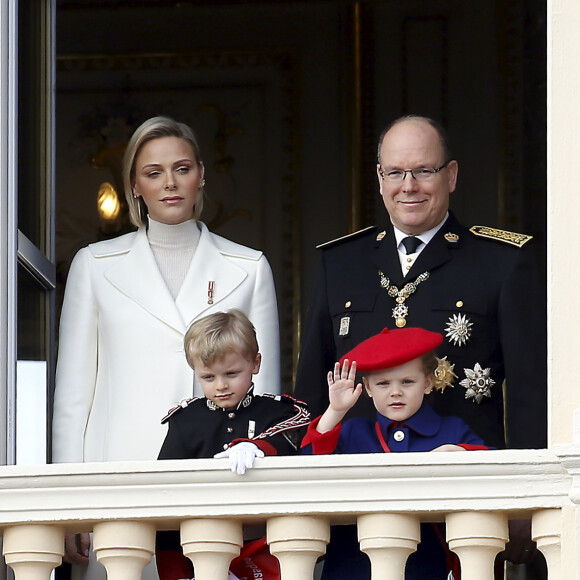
left=184, top=309, right=259, bottom=369
left=123, top=116, right=205, bottom=227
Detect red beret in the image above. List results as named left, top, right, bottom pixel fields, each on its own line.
left=339, top=327, right=443, bottom=372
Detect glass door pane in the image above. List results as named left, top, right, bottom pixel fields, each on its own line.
left=15, top=0, right=56, bottom=466
left=18, top=0, right=54, bottom=254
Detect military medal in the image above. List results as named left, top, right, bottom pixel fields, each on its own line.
left=208, top=281, right=215, bottom=304
left=445, top=313, right=473, bottom=346
left=378, top=270, right=430, bottom=328
left=339, top=316, right=350, bottom=336
left=433, top=356, right=457, bottom=392
left=459, top=363, right=495, bottom=403
left=392, top=303, right=409, bottom=327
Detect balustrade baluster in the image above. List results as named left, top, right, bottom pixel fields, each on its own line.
left=3, top=524, right=64, bottom=580
left=267, top=515, right=329, bottom=580
left=532, top=508, right=561, bottom=577
left=357, top=513, right=421, bottom=579
left=181, top=518, right=243, bottom=580
left=93, top=521, right=156, bottom=580
left=446, top=511, right=508, bottom=580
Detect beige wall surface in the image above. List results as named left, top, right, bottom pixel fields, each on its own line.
left=548, top=0, right=580, bottom=446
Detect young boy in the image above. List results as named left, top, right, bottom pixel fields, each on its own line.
left=159, top=308, right=310, bottom=467
left=157, top=309, right=310, bottom=579
left=302, top=326, right=489, bottom=580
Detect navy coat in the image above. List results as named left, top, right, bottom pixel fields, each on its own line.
left=302, top=401, right=488, bottom=455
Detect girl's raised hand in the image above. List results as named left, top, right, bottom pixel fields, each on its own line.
left=327, top=359, right=363, bottom=412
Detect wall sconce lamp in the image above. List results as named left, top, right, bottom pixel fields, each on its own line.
left=97, top=182, right=122, bottom=233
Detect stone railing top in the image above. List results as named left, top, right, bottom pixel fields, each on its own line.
left=0, top=449, right=573, bottom=533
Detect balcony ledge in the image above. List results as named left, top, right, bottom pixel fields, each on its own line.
left=0, top=448, right=572, bottom=533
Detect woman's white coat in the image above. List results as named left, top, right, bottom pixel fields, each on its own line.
left=53, top=221, right=280, bottom=463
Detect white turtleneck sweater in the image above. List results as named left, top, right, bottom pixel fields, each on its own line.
left=147, top=217, right=200, bottom=300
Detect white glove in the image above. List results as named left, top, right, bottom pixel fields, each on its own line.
left=214, top=441, right=265, bottom=475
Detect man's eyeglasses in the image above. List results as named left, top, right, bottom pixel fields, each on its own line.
left=379, top=161, right=451, bottom=182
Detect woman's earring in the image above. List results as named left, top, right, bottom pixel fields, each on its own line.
left=198, top=178, right=206, bottom=190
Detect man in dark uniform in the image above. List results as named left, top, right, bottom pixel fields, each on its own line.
left=294, top=114, right=546, bottom=451
left=294, top=115, right=547, bottom=575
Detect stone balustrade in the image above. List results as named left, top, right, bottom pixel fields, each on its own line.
left=0, top=447, right=578, bottom=579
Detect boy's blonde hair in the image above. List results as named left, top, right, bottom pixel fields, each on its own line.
left=184, top=309, right=258, bottom=368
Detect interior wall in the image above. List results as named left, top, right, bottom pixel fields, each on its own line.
left=57, top=1, right=350, bottom=387
left=55, top=0, right=546, bottom=390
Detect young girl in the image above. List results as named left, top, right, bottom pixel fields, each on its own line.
left=302, top=326, right=489, bottom=580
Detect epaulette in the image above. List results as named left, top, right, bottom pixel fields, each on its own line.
left=262, top=392, right=308, bottom=407
left=469, top=225, right=533, bottom=248
left=161, top=397, right=198, bottom=424
left=316, top=226, right=376, bottom=250
left=261, top=392, right=283, bottom=401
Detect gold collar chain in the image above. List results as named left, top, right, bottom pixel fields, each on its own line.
left=378, top=270, right=430, bottom=327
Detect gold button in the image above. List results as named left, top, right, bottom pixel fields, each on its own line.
left=228, top=412, right=235, bottom=419
left=345, top=301, right=351, bottom=308
left=407, top=257, right=412, bottom=262
left=227, top=427, right=233, bottom=433
left=393, top=430, right=405, bottom=442
left=456, top=301, right=464, bottom=308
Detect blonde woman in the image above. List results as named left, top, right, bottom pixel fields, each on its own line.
left=53, top=116, right=280, bottom=578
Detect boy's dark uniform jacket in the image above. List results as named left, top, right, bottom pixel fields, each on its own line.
left=294, top=212, right=546, bottom=449
left=158, top=388, right=310, bottom=460
left=156, top=389, right=310, bottom=580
